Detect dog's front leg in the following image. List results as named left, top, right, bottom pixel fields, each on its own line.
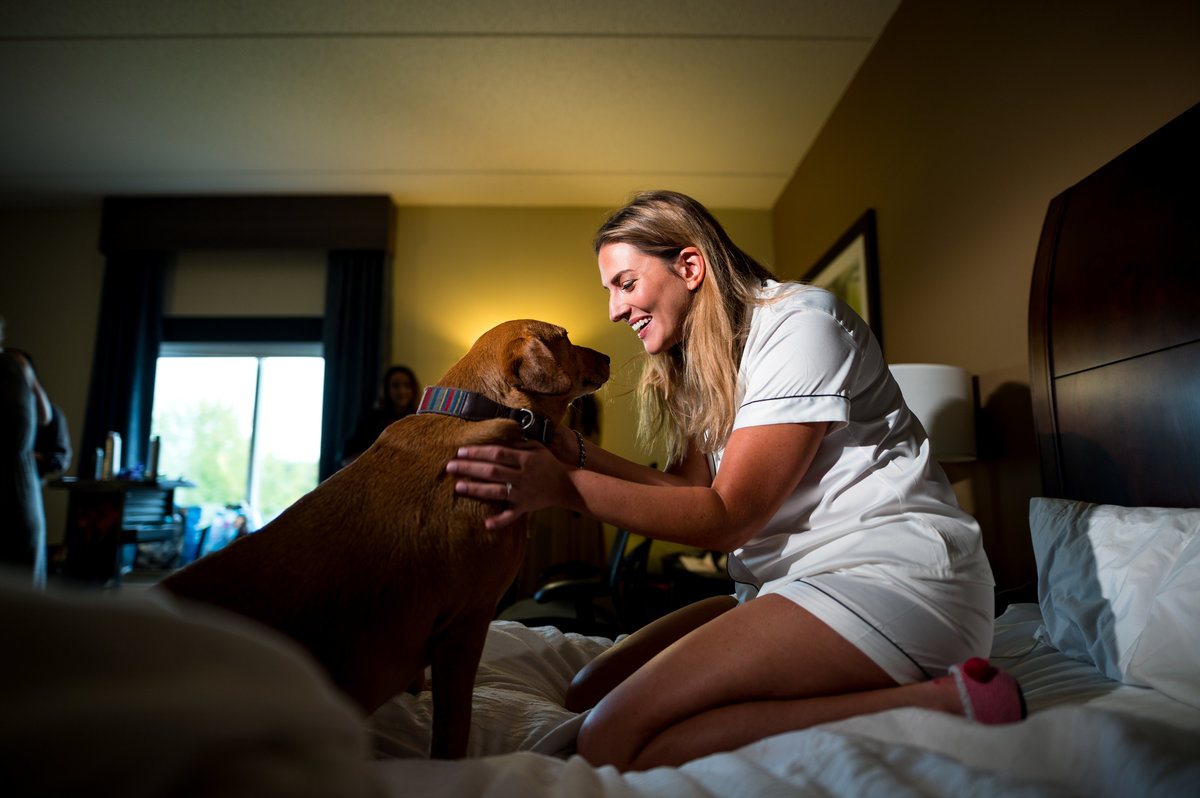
left=429, top=609, right=492, bottom=759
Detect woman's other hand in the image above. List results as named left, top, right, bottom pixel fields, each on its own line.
left=446, top=441, right=576, bottom=529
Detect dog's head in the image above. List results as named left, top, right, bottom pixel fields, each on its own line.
left=442, top=319, right=610, bottom=423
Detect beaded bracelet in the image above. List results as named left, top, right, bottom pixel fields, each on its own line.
left=573, top=429, right=587, bottom=469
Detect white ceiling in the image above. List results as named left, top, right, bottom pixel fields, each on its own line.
left=0, top=1, right=900, bottom=209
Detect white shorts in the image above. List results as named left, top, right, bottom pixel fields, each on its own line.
left=761, top=566, right=994, bottom=683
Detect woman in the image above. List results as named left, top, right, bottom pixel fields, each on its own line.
left=340, top=365, right=420, bottom=467
left=447, top=191, right=1023, bottom=771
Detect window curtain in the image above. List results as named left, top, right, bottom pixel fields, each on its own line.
left=80, top=252, right=169, bottom=478
left=320, top=250, right=388, bottom=481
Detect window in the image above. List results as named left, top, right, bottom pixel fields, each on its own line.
left=150, top=347, right=324, bottom=528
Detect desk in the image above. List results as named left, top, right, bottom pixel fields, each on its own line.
left=50, top=478, right=192, bottom=585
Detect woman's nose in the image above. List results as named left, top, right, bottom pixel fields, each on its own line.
left=608, top=292, right=627, bottom=323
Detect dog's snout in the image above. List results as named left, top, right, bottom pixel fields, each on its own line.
left=568, top=341, right=610, bottom=388
left=580, top=344, right=609, bottom=367
left=585, top=349, right=610, bottom=385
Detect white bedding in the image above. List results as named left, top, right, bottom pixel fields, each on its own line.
left=366, top=609, right=1200, bottom=798
left=5, top=575, right=1198, bottom=798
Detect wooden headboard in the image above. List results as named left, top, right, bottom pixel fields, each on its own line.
left=1029, top=102, right=1200, bottom=508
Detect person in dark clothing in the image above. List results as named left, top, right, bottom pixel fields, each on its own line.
left=2, top=347, right=71, bottom=481
left=340, top=365, right=420, bottom=467
left=0, top=346, right=48, bottom=588
left=32, top=405, right=71, bottom=481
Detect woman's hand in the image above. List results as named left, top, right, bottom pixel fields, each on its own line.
left=446, top=441, right=577, bottom=529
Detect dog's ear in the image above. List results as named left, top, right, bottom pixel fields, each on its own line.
left=503, top=336, right=572, bottom=395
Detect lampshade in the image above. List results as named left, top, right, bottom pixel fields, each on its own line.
left=889, top=364, right=977, bottom=462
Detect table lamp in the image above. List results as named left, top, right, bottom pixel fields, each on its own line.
left=889, top=364, right=977, bottom=462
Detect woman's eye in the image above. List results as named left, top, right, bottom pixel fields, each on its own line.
left=621, top=281, right=635, bottom=291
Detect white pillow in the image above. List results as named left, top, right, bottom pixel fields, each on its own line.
left=1030, top=498, right=1200, bottom=708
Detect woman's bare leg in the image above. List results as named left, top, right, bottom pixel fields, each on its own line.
left=565, top=595, right=737, bottom=712
left=630, top=679, right=957, bottom=770
left=576, top=594, right=964, bottom=771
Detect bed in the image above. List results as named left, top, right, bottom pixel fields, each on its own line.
left=4, top=103, right=1199, bottom=797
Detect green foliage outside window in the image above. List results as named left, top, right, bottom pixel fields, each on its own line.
left=152, top=391, right=318, bottom=525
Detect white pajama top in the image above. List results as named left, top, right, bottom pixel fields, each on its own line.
left=712, top=282, right=993, bottom=602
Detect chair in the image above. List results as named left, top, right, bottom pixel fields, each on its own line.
left=497, top=528, right=671, bottom=638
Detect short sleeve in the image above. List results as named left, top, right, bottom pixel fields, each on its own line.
left=734, top=292, right=858, bottom=433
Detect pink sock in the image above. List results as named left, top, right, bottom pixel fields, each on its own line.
left=949, top=657, right=1026, bottom=724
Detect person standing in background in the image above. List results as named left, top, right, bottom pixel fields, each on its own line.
left=340, top=365, right=420, bottom=467
left=0, top=317, right=50, bottom=588
left=4, top=348, right=71, bottom=482
left=32, top=402, right=71, bottom=482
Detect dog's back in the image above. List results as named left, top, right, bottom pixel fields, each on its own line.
left=163, top=413, right=526, bottom=708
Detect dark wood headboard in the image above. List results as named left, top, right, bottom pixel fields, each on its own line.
left=1029, top=102, right=1200, bottom=508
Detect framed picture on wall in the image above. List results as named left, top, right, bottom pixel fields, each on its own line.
left=803, top=208, right=883, bottom=349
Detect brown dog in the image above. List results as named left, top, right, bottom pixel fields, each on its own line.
left=161, top=319, right=609, bottom=758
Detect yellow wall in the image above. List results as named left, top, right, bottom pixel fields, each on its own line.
left=168, top=250, right=326, bottom=316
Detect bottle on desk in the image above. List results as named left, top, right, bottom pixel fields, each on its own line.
left=145, top=435, right=161, bottom=482
left=100, top=431, right=121, bottom=480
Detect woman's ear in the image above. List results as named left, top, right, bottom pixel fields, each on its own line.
left=676, top=247, right=706, bottom=291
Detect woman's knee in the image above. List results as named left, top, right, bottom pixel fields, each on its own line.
left=565, top=595, right=737, bottom=713
left=574, top=691, right=640, bottom=768
left=565, top=633, right=660, bottom=712
left=573, top=703, right=605, bottom=764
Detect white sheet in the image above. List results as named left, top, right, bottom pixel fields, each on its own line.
left=369, top=620, right=606, bottom=759
left=7, top=573, right=1197, bottom=798
left=368, top=610, right=1200, bottom=798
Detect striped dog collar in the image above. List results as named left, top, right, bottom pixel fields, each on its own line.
left=416, top=386, right=555, bottom=445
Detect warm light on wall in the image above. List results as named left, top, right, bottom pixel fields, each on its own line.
left=430, top=293, right=612, bottom=357
left=889, top=364, right=978, bottom=462
left=390, top=204, right=773, bottom=476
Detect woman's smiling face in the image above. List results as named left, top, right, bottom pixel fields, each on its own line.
left=599, top=242, right=703, bottom=355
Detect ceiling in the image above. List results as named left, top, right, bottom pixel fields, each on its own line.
left=0, top=1, right=900, bottom=210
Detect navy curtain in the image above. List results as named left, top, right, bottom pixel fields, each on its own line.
left=80, top=252, right=169, bottom=478
left=319, top=250, right=388, bottom=481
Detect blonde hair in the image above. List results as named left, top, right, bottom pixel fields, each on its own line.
left=593, top=191, right=776, bottom=464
